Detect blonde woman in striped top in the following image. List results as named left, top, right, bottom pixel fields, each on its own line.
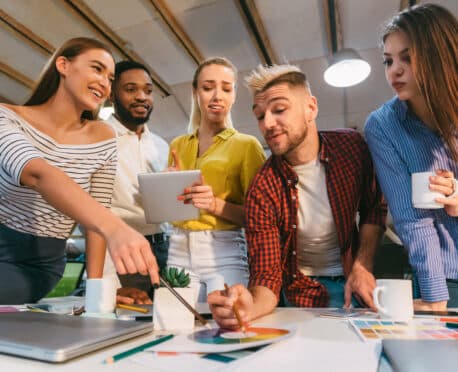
left=0, top=38, right=159, bottom=304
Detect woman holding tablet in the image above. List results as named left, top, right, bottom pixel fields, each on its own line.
left=364, top=4, right=457, bottom=310
left=0, top=37, right=159, bottom=304
left=167, top=57, right=266, bottom=301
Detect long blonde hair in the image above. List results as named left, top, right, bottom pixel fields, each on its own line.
left=187, top=57, right=237, bottom=134
left=382, top=4, right=458, bottom=160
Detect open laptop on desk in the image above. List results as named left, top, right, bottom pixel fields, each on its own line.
left=0, top=312, right=153, bottom=362
left=383, top=339, right=458, bottom=372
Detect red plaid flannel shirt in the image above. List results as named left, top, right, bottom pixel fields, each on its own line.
left=245, top=129, right=386, bottom=307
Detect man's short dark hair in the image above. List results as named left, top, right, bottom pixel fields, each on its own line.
left=114, top=61, right=152, bottom=86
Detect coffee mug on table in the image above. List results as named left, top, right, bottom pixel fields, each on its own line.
left=411, top=172, right=457, bottom=209
left=85, top=277, right=117, bottom=313
left=372, top=279, right=413, bottom=321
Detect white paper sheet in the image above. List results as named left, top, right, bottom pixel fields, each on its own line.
left=220, top=336, right=382, bottom=372
left=132, top=352, right=222, bottom=372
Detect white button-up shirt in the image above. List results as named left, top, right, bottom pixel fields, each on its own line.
left=104, top=115, right=169, bottom=280
left=107, top=114, right=169, bottom=236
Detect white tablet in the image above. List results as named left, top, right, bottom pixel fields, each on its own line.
left=138, top=170, right=201, bottom=223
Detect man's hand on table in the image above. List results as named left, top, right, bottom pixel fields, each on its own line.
left=344, top=260, right=377, bottom=310
left=207, top=284, right=253, bottom=329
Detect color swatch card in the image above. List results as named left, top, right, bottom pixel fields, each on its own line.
left=349, top=318, right=458, bottom=341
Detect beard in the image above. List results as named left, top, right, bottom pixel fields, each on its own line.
left=113, top=97, right=153, bottom=126
left=267, top=122, right=308, bottom=157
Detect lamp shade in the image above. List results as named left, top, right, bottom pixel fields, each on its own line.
left=324, top=48, right=371, bottom=87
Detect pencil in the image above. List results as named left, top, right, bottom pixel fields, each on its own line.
left=104, top=334, right=174, bottom=363
left=116, top=303, right=149, bottom=314
left=159, top=276, right=209, bottom=327
left=26, top=305, right=48, bottom=313
left=224, top=283, right=246, bottom=332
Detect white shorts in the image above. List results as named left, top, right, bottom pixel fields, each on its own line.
left=167, top=228, right=249, bottom=302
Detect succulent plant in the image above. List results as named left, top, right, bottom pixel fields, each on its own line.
left=161, top=267, right=191, bottom=288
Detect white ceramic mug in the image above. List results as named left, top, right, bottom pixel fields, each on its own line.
left=372, top=279, right=413, bottom=321
left=85, top=277, right=117, bottom=313
left=412, top=172, right=444, bottom=209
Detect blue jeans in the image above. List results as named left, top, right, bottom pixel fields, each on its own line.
left=280, top=276, right=360, bottom=308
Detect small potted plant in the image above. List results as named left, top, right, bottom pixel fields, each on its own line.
left=153, top=267, right=197, bottom=330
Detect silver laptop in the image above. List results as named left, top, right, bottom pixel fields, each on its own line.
left=383, top=339, right=458, bottom=372
left=0, top=312, right=153, bottom=362
left=138, top=170, right=201, bottom=223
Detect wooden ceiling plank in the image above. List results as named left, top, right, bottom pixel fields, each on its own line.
left=63, top=0, right=171, bottom=97
left=322, top=0, right=333, bottom=55
left=0, top=9, right=54, bottom=55
left=234, top=0, right=278, bottom=65
left=399, top=0, right=419, bottom=11
left=0, top=93, right=15, bottom=104
left=149, top=0, right=203, bottom=65
left=0, top=62, right=34, bottom=89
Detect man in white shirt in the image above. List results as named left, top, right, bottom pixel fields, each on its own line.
left=104, top=61, right=169, bottom=302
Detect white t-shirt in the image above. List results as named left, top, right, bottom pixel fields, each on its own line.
left=293, top=158, right=343, bottom=276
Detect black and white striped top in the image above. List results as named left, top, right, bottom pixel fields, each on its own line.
left=0, top=105, right=117, bottom=239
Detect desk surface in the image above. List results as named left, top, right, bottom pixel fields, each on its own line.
left=0, top=308, right=389, bottom=371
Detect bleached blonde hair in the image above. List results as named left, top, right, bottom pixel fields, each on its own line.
left=187, top=57, right=237, bottom=134
left=244, top=64, right=311, bottom=95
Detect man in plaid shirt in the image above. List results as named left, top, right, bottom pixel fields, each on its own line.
left=208, top=64, right=386, bottom=328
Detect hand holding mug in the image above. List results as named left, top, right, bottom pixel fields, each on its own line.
left=432, top=170, right=458, bottom=216
left=412, top=171, right=457, bottom=210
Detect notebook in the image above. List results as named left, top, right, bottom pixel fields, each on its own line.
left=0, top=312, right=153, bottom=362
left=138, top=170, right=201, bottom=223
left=383, top=339, right=458, bottom=372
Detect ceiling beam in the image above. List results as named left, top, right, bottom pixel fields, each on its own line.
left=399, top=0, right=418, bottom=11
left=0, top=94, right=15, bottom=104
left=323, top=0, right=343, bottom=55
left=0, top=9, right=54, bottom=55
left=234, top=0, right=278, bottom=65
left=148, top=0, right=203, bottom=65
left=322, top=0, right=333, bottom=55
left=63, top=0, right=171, bottom=97
left=0, top=62, right=34, bottom=89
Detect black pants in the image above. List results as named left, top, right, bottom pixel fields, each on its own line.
left=118, top=233, right=169, bottom=296
left=0, top=223, right=66, bottom=304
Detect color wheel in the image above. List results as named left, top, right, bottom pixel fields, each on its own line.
left=190, top=327, right=290, bottom=345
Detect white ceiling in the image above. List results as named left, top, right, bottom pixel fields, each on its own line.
left=0, top=0, right=457, bottom=146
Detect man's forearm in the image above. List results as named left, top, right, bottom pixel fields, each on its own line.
left=356, top=224, right=384, bottom=270
left=248, top=285, right=278, bottom=321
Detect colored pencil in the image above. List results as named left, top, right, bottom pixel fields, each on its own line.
left=104, top=334, right=174, bottom=363
left=116, top=303, right=149, bottom=313
left=224, top=283, right=246, bottom=332
left=159, top=276, right=209, bottom=327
